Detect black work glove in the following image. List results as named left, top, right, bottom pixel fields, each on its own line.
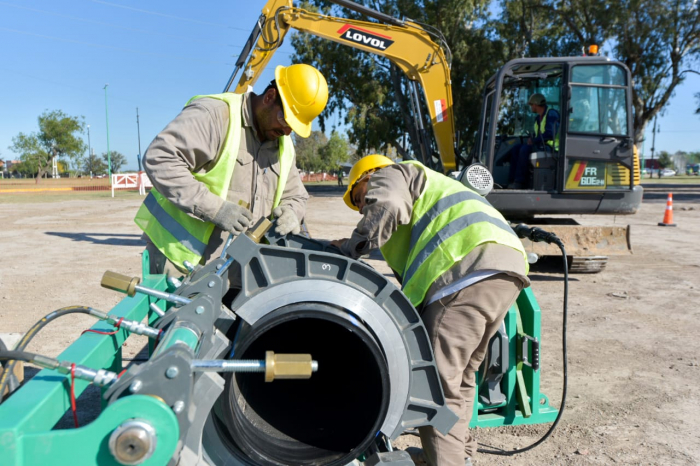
left=272, top=206, right=301, bottom=235
left=211, top=201, right=253, bottom=235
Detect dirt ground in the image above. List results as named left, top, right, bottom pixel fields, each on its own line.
left=1, top=184, right=699, bottom=465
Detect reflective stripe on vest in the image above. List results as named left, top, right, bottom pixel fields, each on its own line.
left=134, top=92, right=295, bottom=269
left=534, top=107, right=559, bottom=150
left=380, top=161, right=528, bottom=306
left=142, top=191, right=208, bottom=256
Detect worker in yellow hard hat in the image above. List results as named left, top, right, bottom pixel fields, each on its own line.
left=333, top=155, right=530, bottom=466
left=135, top=63, right=328, bottom=282
left=503, top=92, right=560, bottom=189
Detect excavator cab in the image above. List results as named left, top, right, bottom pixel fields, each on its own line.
left=473, top=57, right=643, bottom=218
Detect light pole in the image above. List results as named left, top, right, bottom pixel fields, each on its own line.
left=104, top=84, right=112, bottom=181
left=650, top=116, right=658, bottom=178
left=136, top=107, right=143, bottom=172
left=87, top=124, right=91, bottom=173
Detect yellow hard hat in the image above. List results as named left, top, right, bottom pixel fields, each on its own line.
left=528, top=93, right=546, bottom=106
left=343, top=154, right=395, bottom=211
left=275, top=64, right=328, bottom=138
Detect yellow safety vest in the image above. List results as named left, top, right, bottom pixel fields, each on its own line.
left=134, top=93, right=294, bottom=270
left=534, top=107, right=560, bottom=151
left=380, top=161, right=528, bottom=306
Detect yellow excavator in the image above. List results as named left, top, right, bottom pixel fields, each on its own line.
left=227, top=0, right=457, bottom=171
left=232, top=0, right=641, bottom=272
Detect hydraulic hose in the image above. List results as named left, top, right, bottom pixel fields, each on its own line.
left=0, top=339, right=17, bottom=394
left=0, top=306, right=101, bottom=404
left=478, top=225, right=568, bottom=456
left=0, top=350, right=40, bottom=365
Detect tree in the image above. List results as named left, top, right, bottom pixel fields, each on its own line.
left=525, top=0, right=700, bottom=144
left=12, top=161, right=35, bottom=178
left=103, top=151, right=127, bottom=174
left=294, top=131, right=328, bottom=172
left=83, top=152, right=108, bottom=177
left=657, top=151, right=673, bottom=168
left=9, top=110, right=86, bottom=182
left=318, top=130, right=351, bottom=172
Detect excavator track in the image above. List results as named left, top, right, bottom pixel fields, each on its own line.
left=568, top=255, right=608, bottom=273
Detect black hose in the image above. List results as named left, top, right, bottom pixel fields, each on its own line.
left=0, top=338, right=20, bottom=395
left=0, top=306, right=96, bottom=404
left=0, top=338, right=6, bottom=367
left=478, top=239, right=568, bottom=456
left=0, top=350, right=40, bottom=364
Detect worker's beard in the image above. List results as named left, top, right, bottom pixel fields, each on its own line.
left=255, top=106, right=284, bottom=142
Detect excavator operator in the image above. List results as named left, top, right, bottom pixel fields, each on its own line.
left=331, top=154, right=531, bottom=466
left=135, top=64, right=328, bottom=282
left=504, top=93, right=560, bottom=189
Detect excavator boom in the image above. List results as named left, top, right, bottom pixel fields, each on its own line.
left=233, top=0, right=457, bottom=172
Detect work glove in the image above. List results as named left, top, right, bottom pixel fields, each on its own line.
left=211, top=200, right=253, bottom=235
left=273, top=206, right=301, bottom=235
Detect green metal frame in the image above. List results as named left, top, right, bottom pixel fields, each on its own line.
left=0, top=250, right=556, bottom=465
left=0, top=254, right=177, bottom=465
left=471, top=287, right=559, bottom=427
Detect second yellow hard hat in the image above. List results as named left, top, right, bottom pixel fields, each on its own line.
left=343, top=154, right=395, bottom=211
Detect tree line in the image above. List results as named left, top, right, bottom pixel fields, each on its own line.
left=8, top=0, right=698, bottom=177
left=294, top=130, right=353, bottom=173
left=7, top=110, right=352, bottom=181
left=7, top=110, right=126, bottom=180
left=292, top=0, right=700, bottom=162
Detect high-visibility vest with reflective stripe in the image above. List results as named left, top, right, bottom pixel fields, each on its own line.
left=380, top=161, right=528, bottom=306
left=134, top=93, right=294, bottom=270
left=534, top=107, right=559, bottom=150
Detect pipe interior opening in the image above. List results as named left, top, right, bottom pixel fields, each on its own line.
left=224, top=307, right=390, bottom=465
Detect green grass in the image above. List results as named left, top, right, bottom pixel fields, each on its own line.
left=640, top=175, right=700, bottom=184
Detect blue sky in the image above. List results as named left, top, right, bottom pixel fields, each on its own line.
left=1, top=1, right=698, bottom=172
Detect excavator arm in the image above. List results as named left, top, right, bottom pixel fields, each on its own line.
left=231, top=0, right=457, bottom=172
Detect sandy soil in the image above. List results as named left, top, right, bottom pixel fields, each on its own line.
left=1, top=184, right=699, bottom=465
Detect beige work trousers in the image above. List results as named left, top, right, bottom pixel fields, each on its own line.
left=418, top=274, right=523, bottom=465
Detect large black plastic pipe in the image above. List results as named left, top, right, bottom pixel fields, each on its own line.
left=214, top=303, right=391, bottom=466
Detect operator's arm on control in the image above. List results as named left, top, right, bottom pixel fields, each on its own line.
left=339, top=165, right=415, bottom=259
left=143, top=98, right=228, bottom=223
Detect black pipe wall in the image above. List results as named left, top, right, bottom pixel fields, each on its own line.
left=215, top=304, right=391, bottom=466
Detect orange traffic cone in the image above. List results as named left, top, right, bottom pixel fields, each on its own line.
left=658, top=193, right=676, bottom=227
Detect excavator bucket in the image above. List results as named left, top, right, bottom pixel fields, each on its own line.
left=519, top=224, right=632, bottom=273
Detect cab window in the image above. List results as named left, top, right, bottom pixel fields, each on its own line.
left=569, top=65, right=628, bottom=136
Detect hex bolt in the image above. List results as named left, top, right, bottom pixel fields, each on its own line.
left=109, top=420, right=157, bottom=465
left=166, top=276, right=182, bottom=289
left=129, top=380, right=143, bottom=393
left=165, top=366, right=179, bottom=379
left=172, top=400, right=185, bottom=414
left=195, top=306, right=205, bottom=315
